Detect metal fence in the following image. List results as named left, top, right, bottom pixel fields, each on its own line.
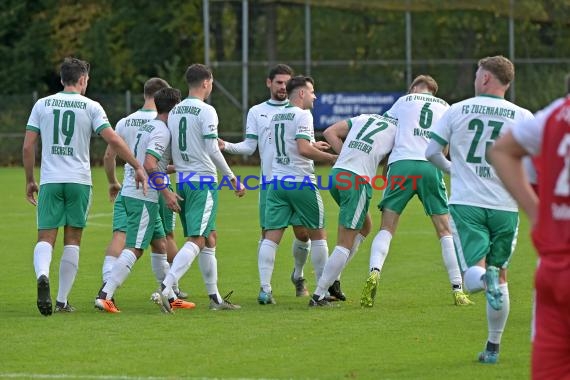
left=3, top=0, right=569, bottom=165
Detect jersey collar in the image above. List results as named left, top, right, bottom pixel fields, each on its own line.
left=266, top=99, right=289, bottom=107
left=477, top=94, right=504, bottom=99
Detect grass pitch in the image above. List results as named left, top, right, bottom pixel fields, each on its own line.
left=0, top=166, right=535, bottom=379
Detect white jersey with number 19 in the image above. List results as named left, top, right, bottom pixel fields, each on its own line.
left=25, top=91, right=110, bottom=185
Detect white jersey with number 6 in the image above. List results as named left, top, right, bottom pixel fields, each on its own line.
left=385, top=93, right=449, bottom=165
left=431, top=95, right=534, bottom=211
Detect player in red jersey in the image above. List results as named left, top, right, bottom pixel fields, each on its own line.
left=490, top=75, right=570, bottom=380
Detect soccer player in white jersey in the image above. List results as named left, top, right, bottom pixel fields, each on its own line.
left=219, top=64, right=318, bottom=299
left=426, top=56, right=534, bottom=363
left=360, top=75, right=471, bottom=308
left=100, top=77, right=187, bottom=302
left=159, top=63, right=245, bottom=312
left=308, top=113, right=397, bottom=306
left=102, top=78, right=187, bottom=301
left=23, top=57, right=147, bottom=316
left=95, top=88, right=190, bottom=313
left=258, top=76, right=337, bottom=305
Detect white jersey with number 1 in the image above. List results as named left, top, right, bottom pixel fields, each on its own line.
left=431, top=95, right=534, bottom=211
left=115, top=108, right=158, bottom=185
left=120, top=119, right=170, bottom=203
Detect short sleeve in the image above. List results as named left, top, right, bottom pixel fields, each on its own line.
left=512, top=118, right=542, bottom=156
left=244, top=109, right=259, bottom=140
left=201, top=105, right=219, bottom=139
left=89, top=101, right=111, bottom=134
left=25, top=101, right=41, bottom=133
left=430, top=106, right=452, bottom=146
left=146, top=126, right=171, bottom=160
left=295, top=111, right=313, bottom=141
left=384, top=98, right=401, bottom=120
left=512, top=99, right=563, bottom=156
left=115, top=118, right=126, bottom=140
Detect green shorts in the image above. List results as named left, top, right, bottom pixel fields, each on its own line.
left=260, top=184, right=302, bottom=229
left=158, top=186, right=176, bottom=235
left=177, top=181, right=217, bottom=238
left=264, top=181, right=325, bottom=230
left=449, top=204, right=519, bottom=270
left=37, top=183, right=92, bottom=229
left=122, top=196, right=164, bottom=249
left=330, top=168, right=371, bottom=230
left=112, top=193, right=127, bottom=232
left=379, top=160, right=448, bottom=216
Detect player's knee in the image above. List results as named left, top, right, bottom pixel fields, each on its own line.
left=151, top=238, right=167, bottom=254
left=293, top=227, right=310, bottom=242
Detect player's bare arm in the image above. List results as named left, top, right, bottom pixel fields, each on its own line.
left=323, top=119, right=349, bottom=154
left=22, top=130, right=39, bottom=206
left=489, top=131, right=538, bottom=223
left=103, top=145, right=121, bottom=201
left=143, top=154, right=182, bottom=213
left=297, top=138, right=337, bottom=165
left=312, top=141, right=331, bottom=151
left=100, top=128, right=148, bottom=195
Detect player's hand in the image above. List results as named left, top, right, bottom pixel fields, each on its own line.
left=166, top=164, right=176, bottom=174
left=232, top=177, right=246, bottom=198
left=329, top=154, right=338, bottom=165
left=108, top=182, right=121, bottom=201
left=133, top=167, right=148, bottom=196
left=313, top=141, right=331, bottom=151
left=26, top=181, right=39, bottom=206
left=164, top=190, right=183, bottom=213
left=218, top=138, right=226, bottom=151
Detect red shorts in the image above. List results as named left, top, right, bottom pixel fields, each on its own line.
left=532, top=254, right=570, bottom=380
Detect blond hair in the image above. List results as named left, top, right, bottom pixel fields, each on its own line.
left=408, top=75, right=438, bottom=95
left=478, top=56, right=514, bottom=86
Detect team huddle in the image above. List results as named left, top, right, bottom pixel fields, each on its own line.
left=23, top=56, right=570, bottom=378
